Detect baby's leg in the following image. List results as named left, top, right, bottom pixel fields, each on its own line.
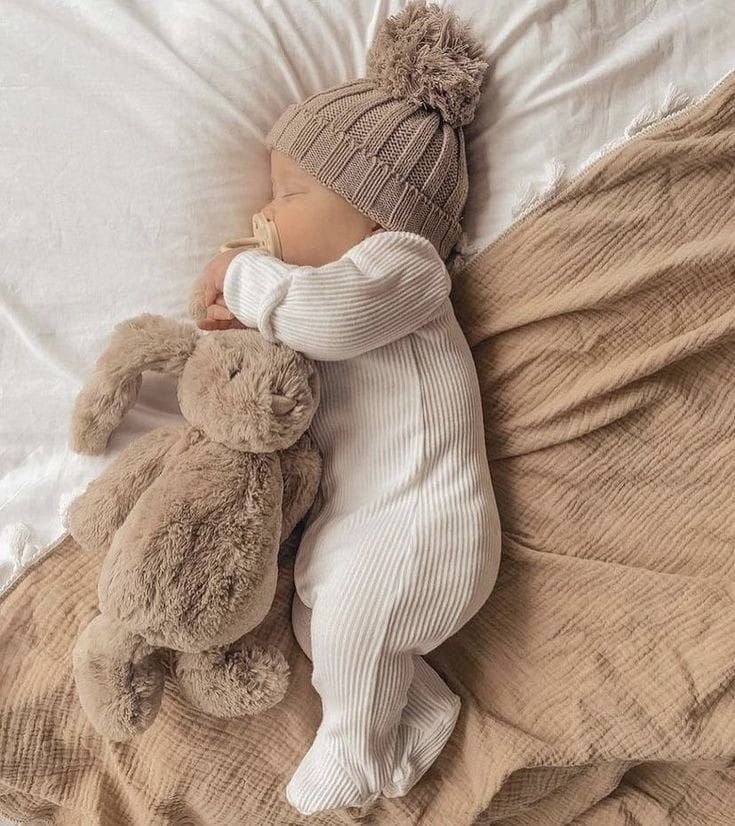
left=286, top=531, right=499, bottom=815
left=291, top=589, right=313, bottom=659
left=291, top=591, right=461, bottom=798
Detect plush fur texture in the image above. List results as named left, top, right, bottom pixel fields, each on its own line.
left=97, top=433, right=284, bottom=651
left=72, top=614, right=164, bottom=742
left=67, top=314, right=322, bottom=741
left=67, top=426, right=182, bottom=554
left=178, top=330, right=319, bottom=454
left=175, top=636, right=290, bottom=718
left=71, top=315, right=199, bottom=455
left=365, top=0, right=489, bottom=128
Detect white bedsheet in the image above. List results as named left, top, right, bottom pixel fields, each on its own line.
left=1, top=0, right=733, bottom=571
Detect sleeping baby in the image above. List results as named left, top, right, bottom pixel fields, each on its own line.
left=198, top=2, right=501, bottom=816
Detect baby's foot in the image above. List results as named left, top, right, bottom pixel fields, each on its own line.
left=382, top=658, right=461, bottom=798
left=382, top=704, right=460, bottom=797
left=286, top=731, right=381, bottom=816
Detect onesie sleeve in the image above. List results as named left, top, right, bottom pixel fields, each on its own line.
left=222, top=230, right=451, bottom=361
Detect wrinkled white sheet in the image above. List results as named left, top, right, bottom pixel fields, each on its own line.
left=1, top=0, right=733, bottom=567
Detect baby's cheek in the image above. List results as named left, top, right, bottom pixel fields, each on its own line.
left=276, top=205, right=326, bottom=266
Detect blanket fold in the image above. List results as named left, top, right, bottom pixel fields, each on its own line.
left=1, top=72, right=733, bottom=825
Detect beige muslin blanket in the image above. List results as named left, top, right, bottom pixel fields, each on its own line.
left=1, top=72, right=734, bottom=825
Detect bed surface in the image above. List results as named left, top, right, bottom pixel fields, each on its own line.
left=1, top=2, right=734, bottom=825
left=1, top=69, right=733, bottom=825
left=1, top=0, right=733, bottom=562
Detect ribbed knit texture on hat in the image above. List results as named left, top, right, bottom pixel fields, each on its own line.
left=264, top=2, right=489, bottom=262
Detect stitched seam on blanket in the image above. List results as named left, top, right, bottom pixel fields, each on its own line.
left=458, top=67, right=735, bottom=277
left=0, top=531, right=69, bottom=603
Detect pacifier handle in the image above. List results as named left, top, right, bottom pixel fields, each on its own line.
left=219, top=212, right=282, bottom=259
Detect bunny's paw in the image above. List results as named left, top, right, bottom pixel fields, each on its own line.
left=175, top=637, right=290, bottom=718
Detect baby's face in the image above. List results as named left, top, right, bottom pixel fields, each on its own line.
left=261, top=150, right=383, bottom=267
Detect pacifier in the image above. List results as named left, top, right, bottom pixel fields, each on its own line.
left=219, top=211, right=282, bottom=259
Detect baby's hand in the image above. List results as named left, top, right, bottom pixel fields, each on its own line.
left=197, top=248, right=246, bottom=331
left=198, top=296, right=247, bottom=331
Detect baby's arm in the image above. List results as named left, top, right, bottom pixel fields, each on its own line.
left=221, top=231, right=451, bottom=360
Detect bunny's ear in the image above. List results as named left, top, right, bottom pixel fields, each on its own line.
left=71, top=314, right=199, bottom=455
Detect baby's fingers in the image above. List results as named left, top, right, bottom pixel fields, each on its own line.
left=196, top=303, right=247, bottom=331
left=197, top=317, right=235, bottom=331
left=203, top=279, right=219, bottom=309
left=207, top=304, right=234, bottom=320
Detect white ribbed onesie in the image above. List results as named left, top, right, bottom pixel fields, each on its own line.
left=223, top=230, right=502, bottom=815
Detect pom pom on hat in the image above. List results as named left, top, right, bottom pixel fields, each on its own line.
left=366, top=1, right=489, bottom=128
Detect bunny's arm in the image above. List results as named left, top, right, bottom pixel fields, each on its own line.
left=67, top=425, right=182, bottom=553
left=278, top=432, right=322, bottom=543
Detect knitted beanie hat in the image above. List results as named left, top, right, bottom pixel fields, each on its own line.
left=264, top=1, right=489, bottom=262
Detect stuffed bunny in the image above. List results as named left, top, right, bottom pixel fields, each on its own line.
left=66, top=313, right=321, bottom=742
